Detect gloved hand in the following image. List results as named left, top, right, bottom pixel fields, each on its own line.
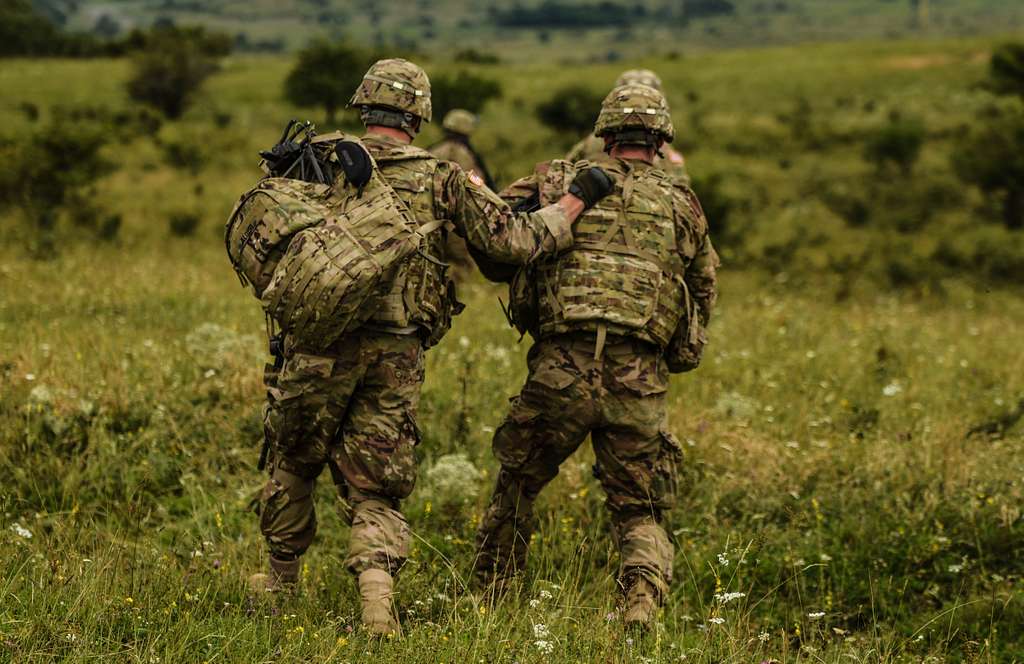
left=568, top=167, right=614, bottom=210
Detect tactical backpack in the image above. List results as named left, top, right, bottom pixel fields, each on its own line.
left=225, top=133, right=444, bottom=352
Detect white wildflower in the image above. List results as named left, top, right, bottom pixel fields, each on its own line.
left=11, top=523, right=33, bottom=539
left=709, top=616, right=725, bottom=625
left=714, top=591, right=746, bottom=604
left=532, top=623, right=550, bottom=639
left=539, top=589, right=553, bottom=600
left=534, top=640, right=554, bottom=655
left=882, top=382, right=903, bottom=397
left=807, top=611, right=825, bottom=620
left=948, top=563, right=963, bottom=573
left=717, top=552, right=730, bottom=567
left=25, top=373, right=36, bottom=381
left=529, top=599, right=540, bottom=608
left=458, top=336, right=470, bottom=349
left=759, top=631, right=770, bottom=642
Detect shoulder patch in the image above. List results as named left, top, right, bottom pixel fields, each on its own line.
left=668, top=149, right=684, bottom=164
left=468, top=170, right=485, bottom=187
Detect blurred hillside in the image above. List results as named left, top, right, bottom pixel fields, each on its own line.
left=35, top=0, right=1024, bottom=60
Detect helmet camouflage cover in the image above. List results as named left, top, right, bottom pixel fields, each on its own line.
left=442, top=109, right=478, bottom=136
left=594, top=84, right=674, bottom=143
left=349, top=58, right=433, bottom=122
left=615, top=68, right=663, bottom=91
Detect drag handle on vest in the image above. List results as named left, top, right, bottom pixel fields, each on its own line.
left=569, top=167, right=614, bottom=209
left=335, top=142, right=374, bottom=192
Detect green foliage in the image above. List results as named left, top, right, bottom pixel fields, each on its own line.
left=284, top=41, right=373, bottom=123
left=534, top=85, right=604, bottom=135
left=863, top=114, right=926, bottom=176
left=453, top=48, right=500, bottom=65
left=0, top=118, right=111, bottom=222
left=169, top=211, right=202, bottom=237
left=430, top=71, right=503, bottom=121
left=989, top=42, right=1024, bottom=98
left=954, top=102, right=1024, bottom=229
left=126, top=29, right=228, bottom=119
left=491, top=1, right=637, bottom=28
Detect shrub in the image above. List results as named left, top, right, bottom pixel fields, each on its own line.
left=989, top=42, right=1024, bottom=98
left=430, top=71, right=503, bottom=120
left=126, top=34, right=224, bottom=119
left=284, top=41, right=373, bottom=123
left=535, top=85, right=604, bottom=136
left=863, top=113, right=925, bottom=176
left=169, top=212, right=201, bottom=237
left=454, top=49, right=500, bottom=64
left=953, top=103, right=1024, bottom=229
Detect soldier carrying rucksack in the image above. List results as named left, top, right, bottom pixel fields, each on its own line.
left=228, top=58, right=613, bottom=635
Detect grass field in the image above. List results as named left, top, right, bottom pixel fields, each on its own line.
left=1, top=33, right=1023, bottom=662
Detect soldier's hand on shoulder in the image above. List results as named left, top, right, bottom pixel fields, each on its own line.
left=568, top=167, right=614, bottom=210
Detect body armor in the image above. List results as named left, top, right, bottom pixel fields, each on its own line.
left=528, top=159, right=693, bottom=349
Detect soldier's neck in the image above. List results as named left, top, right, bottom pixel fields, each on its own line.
left=610, top=145, right=655, bottom=163
left=366, top=125, right=413, bottom=144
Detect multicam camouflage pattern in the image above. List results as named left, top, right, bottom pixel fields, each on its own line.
left=224, top=178, right=333, bottom=297
left=474, top=335, right=683, bottom=597
left=594, top=84, right=675, bottom=143
left=441, top=109, right=478, bottom=136
left=360, top=133, right=569, bottom=346
left=258, top=139, right=442, bottom=352
left=258, top=331, right=422, bottom=574
left=255, top=129, right=576, bottom=580
left=565, top=133, right=690, bottom=185
left=349, top=58, right=433, bottom=122
left=429, top=135, right=497, bottom=275
left=615, top=68, right=663, bottom=91
left=503, top=157, right=717, bottom=357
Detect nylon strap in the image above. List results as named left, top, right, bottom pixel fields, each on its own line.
left=363, top=74, right=425, bottom=97
left=594, top=323, right=608, bottom=361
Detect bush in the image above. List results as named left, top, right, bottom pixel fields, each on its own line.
left=169, top=212, right=201, bottom=237
left=126, top=28, right=229, bottom=119
left=863, top=114, right=925, bottom=176
left=535, top=85, right=604, bottom=135
left=284, top=41, right=374, bottom=123
left=454, top=49, right=500, bottom=65
left=954, top=102, right=1024, bottom=229
left=989, top=42, right=1024, bottom=98
left=430, top=71, right=503, bottom=120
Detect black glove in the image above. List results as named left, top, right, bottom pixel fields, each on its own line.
left=568, top=166, right=614, bottom=209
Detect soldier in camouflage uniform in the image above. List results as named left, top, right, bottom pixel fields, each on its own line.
left=428, top=109, right=497, bottom=277
left=474, top=84, right=719, bottom=627
left=249, top=58, right=613, bottom=635
left=566, top=69, right=690, bottom=185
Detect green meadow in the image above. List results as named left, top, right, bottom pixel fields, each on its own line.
left=1, top=33, right=1023, bottom=662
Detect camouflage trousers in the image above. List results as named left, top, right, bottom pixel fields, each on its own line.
left=257, top=330, right=423, bottom=576
left=474, top=334, right=683, bottom=600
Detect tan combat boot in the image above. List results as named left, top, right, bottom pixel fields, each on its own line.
left=622, top=576, right=658, bottom=628
left=359, top=569, right=399, bottom=636
left=248, top=556, right=300, bottom=594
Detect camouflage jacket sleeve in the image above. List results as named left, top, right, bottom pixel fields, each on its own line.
left=664, top=185, right=720, bottom=373
left=439, top=162, right=572, bottom=264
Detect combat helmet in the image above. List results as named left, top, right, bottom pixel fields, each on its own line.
left=594, top=84, right=674, bottom=147
left=615, top=68, right=663, bottom=91
left=349, top=58, right=432, bottom=135
left=442, top=109, right=478, bottom=136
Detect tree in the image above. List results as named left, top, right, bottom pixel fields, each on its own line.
left=126, top=28, right=229, bottom=118
left=535, top=85, right=604, bottom=135
left=284, top=41, right=373, bottom=123
left=430, top=71, right=502, bottom=121
left=954, top=103, right=1024, bottom=230
left=863, top=114, right=925, bottom=177
left=989, top=42, right=1024, bottom=98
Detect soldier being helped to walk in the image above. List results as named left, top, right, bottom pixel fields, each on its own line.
left=473, top=83, right=719, bottom=627
left=245, top=58, right=614, bottom=636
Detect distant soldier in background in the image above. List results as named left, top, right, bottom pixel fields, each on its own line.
left=566, top=69, right=690, bottom=185
left=429, top=109, right=497, bottom=275
left=248, top=58, right=613, bottom=636
left=474, top=84, right=718, bottom=628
